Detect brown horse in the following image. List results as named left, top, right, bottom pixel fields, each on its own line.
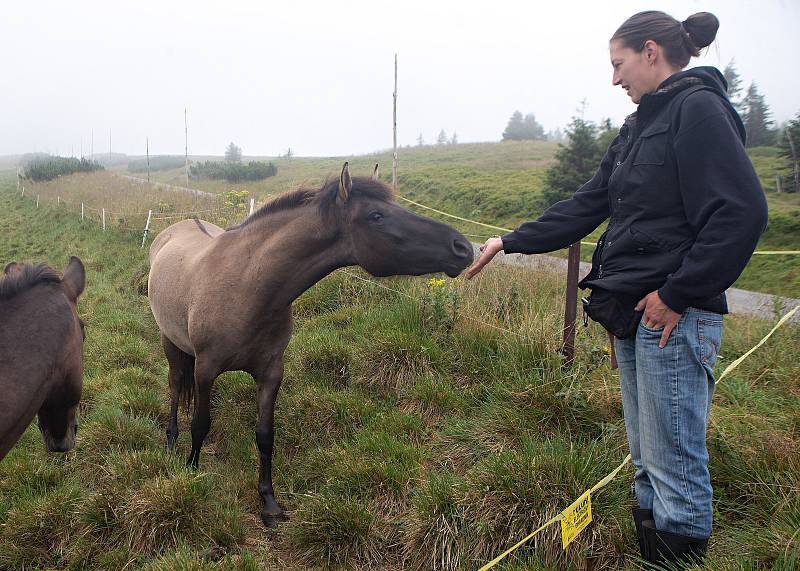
left=0, top=257, right=86, bottom=461
left=148, top=163, right=473, bottom=525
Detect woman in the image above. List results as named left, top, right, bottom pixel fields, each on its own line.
left=466, top=10, right=767, bottom=566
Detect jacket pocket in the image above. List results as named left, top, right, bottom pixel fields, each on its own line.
left=632, top=122, right=669, bottom=166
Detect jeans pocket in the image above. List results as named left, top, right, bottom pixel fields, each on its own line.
left=639, top=321, right=665, bottom=333
left=698, top=318, right=723, bottom=367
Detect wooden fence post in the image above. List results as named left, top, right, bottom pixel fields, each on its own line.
left=561, top=242, right=581, bottom=367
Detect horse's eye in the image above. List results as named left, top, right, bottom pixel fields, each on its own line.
left=368, top=211, right=384, bottom=222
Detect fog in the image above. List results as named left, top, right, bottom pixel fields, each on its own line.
left=1, top=0, right=797, bottom=158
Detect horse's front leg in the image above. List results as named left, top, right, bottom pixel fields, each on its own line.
left=254, top=356, right=286, bottom=527
left=187, top=357, right=217, bottom=469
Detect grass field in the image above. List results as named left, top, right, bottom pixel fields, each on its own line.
left=0, top=170, right=798, bottom=570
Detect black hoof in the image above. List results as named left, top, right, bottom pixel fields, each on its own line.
left=261, top=510, right=288, bottom=528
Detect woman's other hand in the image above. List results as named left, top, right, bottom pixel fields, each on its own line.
left=465, top=237, right=504, bottom=279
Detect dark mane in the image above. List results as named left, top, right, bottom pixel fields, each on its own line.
left=0, top=263, right=62, bottom=300
left=232, top=176, right=395, bottom=229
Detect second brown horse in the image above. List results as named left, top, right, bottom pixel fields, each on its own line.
left=148, top=163, right=473, bottom=525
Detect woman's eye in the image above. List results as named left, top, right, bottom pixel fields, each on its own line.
left=368, top=212, right=384, bottom=222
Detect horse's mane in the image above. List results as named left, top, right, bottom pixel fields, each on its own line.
left=231, top=176, right=394, bottom=230
left=0, top=263, right=62, bottom=301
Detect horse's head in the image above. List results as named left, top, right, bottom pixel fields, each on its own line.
left=37, top=256, right=85, bottom=453
left=334, top=163, right=473, bottom=277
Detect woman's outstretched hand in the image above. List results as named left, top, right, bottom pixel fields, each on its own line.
left=465, top=237, right=504, bottom=280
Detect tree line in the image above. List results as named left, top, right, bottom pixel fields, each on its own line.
left=23, top=156, right=103, bottom=182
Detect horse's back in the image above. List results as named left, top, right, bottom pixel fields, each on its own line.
left=148, top=219, right=224, bottom=354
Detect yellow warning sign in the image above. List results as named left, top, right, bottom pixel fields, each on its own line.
left=560, top=490, right=592, bottom=549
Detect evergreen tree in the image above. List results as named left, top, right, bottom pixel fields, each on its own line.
left=437, top=129, right=448, bottom=145
left=741, top=82, right=775, bottom=147
left=540, top=117, right=602, bottom=208
left=503, top=111, right=545, bottom=140
left=778, top=112, right=800, bottom=193
left=502, top=111, right=525, bottom=140
left=596, top=118, right=618, bottom=151
left=522, top=114, right=545, bottom=140
left=416, top=133, right=425, bottom=146
left=723, top=60, right=745, bottom=113
left=225, top=142, right=242, bottom=162
left=450, top=131, right=458, bottom=145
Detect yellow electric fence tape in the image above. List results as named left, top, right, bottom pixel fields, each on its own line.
left=716, top=304, right=799, bottom=382
left=397, top=194, right=800, bottom=255
left=561, top=490, right=592, bottom=549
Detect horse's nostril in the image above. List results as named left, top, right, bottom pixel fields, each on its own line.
left=452, top=238, right=473, bottom=260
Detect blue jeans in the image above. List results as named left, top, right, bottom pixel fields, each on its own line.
left=615, top=307, right=723, bottom=539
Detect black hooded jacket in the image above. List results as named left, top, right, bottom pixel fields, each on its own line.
left=501, top=67, right=768, bottom=314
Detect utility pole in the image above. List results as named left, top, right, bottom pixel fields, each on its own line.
left=184, top=108, right=189, bottom=186
left=146, top=137, right=151, bottom=183
left=91, top=129, right=94, bottom=158
left=392, top=54, right=398, bottom=191
left=109, top=129, right=112, bottom=161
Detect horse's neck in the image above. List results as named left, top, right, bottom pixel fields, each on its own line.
left=232, top=206, right=351, bottom=309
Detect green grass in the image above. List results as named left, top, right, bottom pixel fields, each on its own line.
left=1, top=164, right=799, bottom=570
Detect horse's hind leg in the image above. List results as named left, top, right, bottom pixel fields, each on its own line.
left=161, top=334, right=194, bottom=451
left=187, top=356, right=218, bottom=469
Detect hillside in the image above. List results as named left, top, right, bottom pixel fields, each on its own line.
left=67, top=141, right=800, bottom=298
left=0, top=172, right=798, bottom=570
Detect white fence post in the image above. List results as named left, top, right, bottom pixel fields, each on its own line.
left=36, top=195, right=39, bottom=208
left=81, top=203, right=84, bottom=221
left=21, top=186, right=25, bottom=198
left=141, top=210, right=152, bottom=249
left=249, top=198, right=255, bottom=216
left=102, top=208, right=106, bottom=231
left=58, top=196, right=60, bottom=205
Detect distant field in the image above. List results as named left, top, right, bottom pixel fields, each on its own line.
left=112, top=142, right=800, bottom=299
left=11, top=140, right=799, bottom=298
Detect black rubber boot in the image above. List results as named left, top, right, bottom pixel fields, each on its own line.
left=632, top=507, right=653, bottom=560
left=642, top=519, right=708, bottom=568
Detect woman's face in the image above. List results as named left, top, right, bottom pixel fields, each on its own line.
left=609, top=39, right=660, bottom=104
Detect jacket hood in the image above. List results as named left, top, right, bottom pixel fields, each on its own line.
left=659, top=66, right=729, bottom=97
left=649, top=66, right=745, bottom=142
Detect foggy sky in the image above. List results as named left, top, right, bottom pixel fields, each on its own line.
left=1, top=0, right=797, bottom=158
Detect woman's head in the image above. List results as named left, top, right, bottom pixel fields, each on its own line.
left=609, top=11, right=719, bottom=104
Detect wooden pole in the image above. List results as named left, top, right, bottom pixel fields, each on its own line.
left=147, top=136, right=151, bottom=183
left=141, top=209, right=152, bottom=249
left=561, top=242, right=581, bottom=367
left=185, top=108, right=190, bottom=187
left=392, top=54, right=398, bottom=191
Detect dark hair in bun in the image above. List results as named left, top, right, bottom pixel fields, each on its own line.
left=611, top=11, right=719, bottom=68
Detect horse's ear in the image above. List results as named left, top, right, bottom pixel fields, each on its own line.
left=62, top=256, right=85, bottom=302
left=3, top=261, right=18, bottom=275
left=372, top=163, right=379, bottom=180
left=338, top=162, right=352, bottom=203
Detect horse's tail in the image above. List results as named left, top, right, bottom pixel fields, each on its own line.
left=180, top=354, right=196, bottom=417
